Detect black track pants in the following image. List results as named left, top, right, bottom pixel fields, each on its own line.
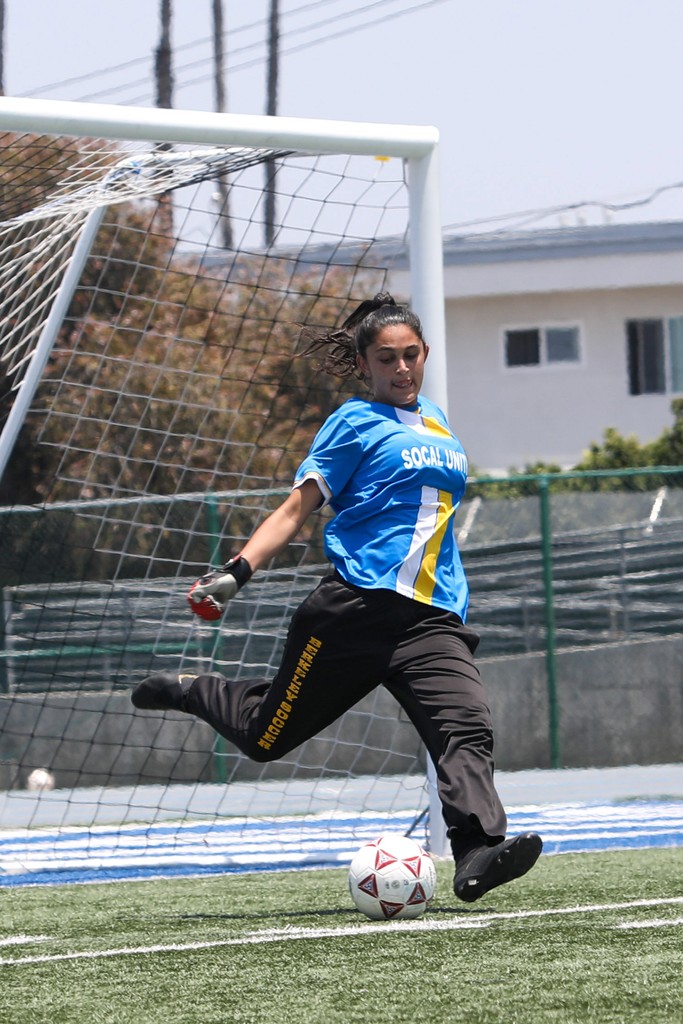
left=185, top=572, right=507, bottom=842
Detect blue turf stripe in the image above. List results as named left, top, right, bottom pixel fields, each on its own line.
left=1, top=801, right=682, bottom=887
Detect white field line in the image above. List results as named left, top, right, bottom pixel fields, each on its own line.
left=614, top=916, right=683, bottom=930
left=0, top=936, right=49, bottom=948
left=1, top=896, right=683, bottom=967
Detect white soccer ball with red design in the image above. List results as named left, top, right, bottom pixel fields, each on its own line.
left=348, top=834, right=437, bottom=921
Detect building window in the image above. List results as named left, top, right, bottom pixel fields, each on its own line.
left=504, top=325, right=580, bottom=368
left=668, top=317, right=683, bottom=392
left=506, top=328, right=540, bottom=366
left=546, top=327, right=580, bottom=362
left=626, top=317, right=683, bottom=395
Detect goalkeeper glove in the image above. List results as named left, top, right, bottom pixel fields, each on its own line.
left=187, top=555, right=253, bottom=621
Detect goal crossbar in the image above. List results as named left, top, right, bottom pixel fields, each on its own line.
left=0, top=97, right=439, bottom=157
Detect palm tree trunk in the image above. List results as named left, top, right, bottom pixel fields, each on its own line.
left=154, top=0, right=174, bottom=236
left=264, top=0, right=279, bottom=248
left=0, top=0, right=6, bottom=96
left=155, top=0, right=173, bottom=109
left=212, top=0, right=233, bottom=249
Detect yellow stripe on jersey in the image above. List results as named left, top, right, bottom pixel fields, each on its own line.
left=420, top=415, right=453, bottom=440
left=413, top=491, right=457, bottom=604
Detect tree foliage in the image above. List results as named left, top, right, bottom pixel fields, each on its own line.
left=0, top=131, right=386, bottom=580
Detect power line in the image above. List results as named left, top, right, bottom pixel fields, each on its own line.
left=96, top=0, right=450, bottom=106
left=19, top=0, right=342, bottom=97
left=20, top=0, right=449, bottom=103
left=442, top=179, right=683, bottom=236
left=117, top=0, right=451, bottom=108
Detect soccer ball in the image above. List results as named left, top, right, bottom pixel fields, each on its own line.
left=348, top=834, right=437, bottom=921
left=26, top=768, right=55, bottom=792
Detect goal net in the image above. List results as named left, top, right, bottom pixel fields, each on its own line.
left=0, top=99, right=447, bottom=884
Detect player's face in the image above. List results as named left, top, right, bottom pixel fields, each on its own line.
left=357, top=324, right=429, bottom=407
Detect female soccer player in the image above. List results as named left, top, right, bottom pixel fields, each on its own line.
left=132, top=293, right=542, bottom=902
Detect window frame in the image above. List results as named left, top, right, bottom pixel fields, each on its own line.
left=502, top=321, right=583, bottom=372
left=625, top=315, right=683, bottom=397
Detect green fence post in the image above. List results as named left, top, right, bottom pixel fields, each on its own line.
left=539, top=475, right=561, bottom=768
left=204, top=493, right=222, bottom=566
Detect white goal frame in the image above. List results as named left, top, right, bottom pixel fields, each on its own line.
left=0, top=95, right=449, bottom=857
left=0, top=96, right=447, bottom=404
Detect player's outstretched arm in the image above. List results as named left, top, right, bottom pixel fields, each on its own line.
left=241, top=478, right=323, bottom=573
left=188, top=479, right=322, bottom=619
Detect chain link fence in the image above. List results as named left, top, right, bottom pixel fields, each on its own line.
left=461, top=467, right=683, bottom=768
left=1, top=467, right=682, bottom=772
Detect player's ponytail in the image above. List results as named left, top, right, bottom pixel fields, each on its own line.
left=300, top=292, right=425, bottom=380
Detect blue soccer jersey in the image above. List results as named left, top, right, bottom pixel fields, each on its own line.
left=294, top=395, right=470, bottom=620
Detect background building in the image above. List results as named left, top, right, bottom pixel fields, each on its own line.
left=394, top=220, right=683, bottom=473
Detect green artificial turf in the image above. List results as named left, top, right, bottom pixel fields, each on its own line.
left=1, top=848, right=681, bottom=1024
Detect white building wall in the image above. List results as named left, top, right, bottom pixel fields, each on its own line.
left=445, top=284, right=683, bottom=473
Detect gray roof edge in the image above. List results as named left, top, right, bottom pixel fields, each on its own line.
left=442, top=220, right=683, bottom=266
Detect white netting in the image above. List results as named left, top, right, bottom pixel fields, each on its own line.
left=0, top=123, right=434, bottom=883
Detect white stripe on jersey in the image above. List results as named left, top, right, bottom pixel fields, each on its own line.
left=395, top=485, right=440, bottom=600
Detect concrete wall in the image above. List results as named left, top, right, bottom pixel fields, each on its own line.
left=1, top=634, right=682, bottom=790
left=484, top=633, right=683, bottom=770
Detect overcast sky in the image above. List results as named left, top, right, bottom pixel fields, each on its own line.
left=4, top=0, right=683, bottom=233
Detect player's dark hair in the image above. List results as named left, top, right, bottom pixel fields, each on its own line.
left=301, top=292, right=426, bottom=379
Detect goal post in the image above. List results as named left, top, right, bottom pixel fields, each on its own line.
left=0, top=96, right=450, bottom=882
left=0, top=96, right=448, bottom=408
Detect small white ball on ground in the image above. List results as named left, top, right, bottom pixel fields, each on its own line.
left=26, top=768, right=55, bottom=791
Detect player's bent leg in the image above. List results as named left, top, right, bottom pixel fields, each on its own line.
left=452, top=831, right=543, bottom=903
left=131, top=574, right=393, bottom=761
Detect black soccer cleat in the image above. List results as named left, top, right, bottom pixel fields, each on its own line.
left=453, top=831, right=543, bottom=903
left=131, top=672, right=196, bottom=712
